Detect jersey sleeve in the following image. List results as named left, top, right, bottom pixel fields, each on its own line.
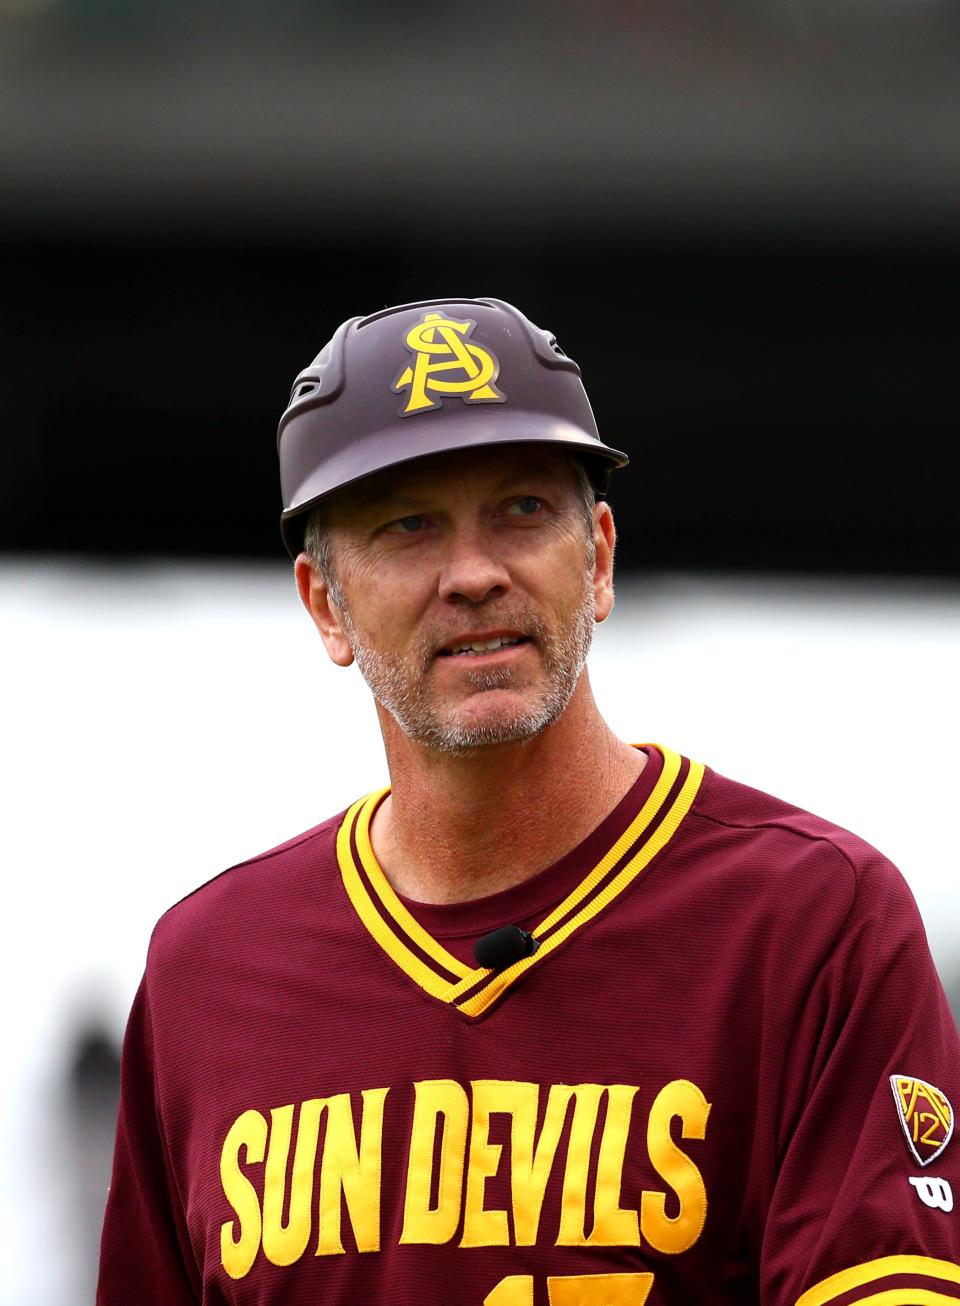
left=759, top=849, right=960, bottom=1306
left=97, top=976, right=200, bottom=1305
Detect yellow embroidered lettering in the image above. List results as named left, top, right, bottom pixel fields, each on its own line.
left=219, top=1109, right=267, bottom=1280
left=509, top=1082, right=574, bottom=1246
left=556, top=1085, right=605, bottom=1246
left=218, top=1074, right=714, bottom=1275
left=585, top=1085, right=641, bottom=1247
left=261, top=1101, right=324, bottom=1266
left=461, top=1080, right=511, bottom=1247
left=640, top=1079, right=710, bottom=1254
left=400, top=1079, right=469, bottom=1245
left=316, top=1088, right=389, bottom=1256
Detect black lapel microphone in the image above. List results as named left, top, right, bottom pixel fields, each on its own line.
left=473, top=925, right=540, bottom=971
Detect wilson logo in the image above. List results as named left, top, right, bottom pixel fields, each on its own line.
left=890, top=1074, right=954, bottom=1166
left=909, top=1176, right=954, bottom=1212
left=393, top=312, right=505, bottom=415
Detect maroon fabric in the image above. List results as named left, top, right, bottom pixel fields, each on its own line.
left=98, top=749, right=960, bottom=1305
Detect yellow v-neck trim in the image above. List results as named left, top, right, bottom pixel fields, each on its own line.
left=335, top=745, right=704, bottom=1018
left=353, top=793, right=474, bottom=982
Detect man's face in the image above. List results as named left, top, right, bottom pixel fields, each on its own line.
left=306, top=446, right=613, bottom=754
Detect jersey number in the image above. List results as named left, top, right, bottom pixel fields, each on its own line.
left=486, top=1272, right=654, bottom=1304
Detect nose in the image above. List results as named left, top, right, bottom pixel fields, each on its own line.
left=437, top=523, right=512, bottom=605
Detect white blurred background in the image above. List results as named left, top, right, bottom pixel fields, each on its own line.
left=2, top=561, right=957, bottom=1305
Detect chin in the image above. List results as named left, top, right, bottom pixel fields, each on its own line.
left=410, top=694, right=565, bottom=754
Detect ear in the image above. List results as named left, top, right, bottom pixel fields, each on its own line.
left=294, top=553, right=355, bottom=667
left=592, top=502, right=616, bottom=623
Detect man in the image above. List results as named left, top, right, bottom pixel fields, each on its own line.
left=99, top=298, right=960, bottom=1305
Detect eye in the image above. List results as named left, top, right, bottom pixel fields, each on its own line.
left=384, top=514, right=426, bottom=534
left=505, top=496, right=545, bottom=517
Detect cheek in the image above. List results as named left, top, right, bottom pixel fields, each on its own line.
left=548, top=552, right=593, bottom=603
left=345, top=574, right=433, bottom=645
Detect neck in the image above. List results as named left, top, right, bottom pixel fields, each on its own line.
left=369, top=673, right=646, bottom=904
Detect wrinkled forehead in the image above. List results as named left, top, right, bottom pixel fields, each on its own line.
left=323, top=444, right=582, bottom=522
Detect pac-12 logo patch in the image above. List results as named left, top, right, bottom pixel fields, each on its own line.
left=393, top=311, right=506, bottom=415
left=890, top=1074, right=954, bottom=1166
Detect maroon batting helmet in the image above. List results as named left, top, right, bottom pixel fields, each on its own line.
left=276, top=297, right=628, bottom=557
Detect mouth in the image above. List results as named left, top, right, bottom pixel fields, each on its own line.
left=437, top=633, right=531, bottom=659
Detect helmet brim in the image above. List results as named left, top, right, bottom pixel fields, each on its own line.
left=280, top=412, right=628, bottom=559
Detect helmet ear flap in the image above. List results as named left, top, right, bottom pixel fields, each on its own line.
left=587, top=460, right=613, bottom=500
left=280, top=318, right=356, bottom=439
left=479, top=298, right=580, bottom=376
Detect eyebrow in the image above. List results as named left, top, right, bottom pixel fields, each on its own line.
left=344, top=463, right=567, bottom=520
left=353, top=492, right=426, bottom=516
left=493, top=466, right=565, bottom=491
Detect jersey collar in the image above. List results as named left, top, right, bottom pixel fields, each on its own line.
left=335, top=744, right=704, bottom=1019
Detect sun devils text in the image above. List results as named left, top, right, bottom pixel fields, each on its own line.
left=219, top=1076, right=712, bottom=1280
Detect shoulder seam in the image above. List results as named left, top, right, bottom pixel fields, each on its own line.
left=226, top=817, right=343, bottom=873
left=686, top=804, right=864, bottom=985
left=156, top=816, right=344, bottom=920
left=688, top=806, right=861, bottom=881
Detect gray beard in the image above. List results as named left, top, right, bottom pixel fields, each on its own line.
left=338, top=584, right=596, bottom=755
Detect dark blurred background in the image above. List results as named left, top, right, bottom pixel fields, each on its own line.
left=3, top=0, right=958, bottom=571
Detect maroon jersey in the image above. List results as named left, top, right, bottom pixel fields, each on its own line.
left=98, top=746, right=960, bottom=1305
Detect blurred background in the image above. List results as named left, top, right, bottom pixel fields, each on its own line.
left=2, top=2, right=958, bottom=1301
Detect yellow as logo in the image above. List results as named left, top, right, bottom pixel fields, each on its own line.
left=393, top=312, right=505, bottom=415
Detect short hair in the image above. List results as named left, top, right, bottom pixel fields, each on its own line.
left=303, top=453, right=597, bottom=599
left=303, top=504, right=341, bottom=602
